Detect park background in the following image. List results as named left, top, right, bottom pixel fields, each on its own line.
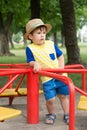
left=0, top=0, right=87, bottom=89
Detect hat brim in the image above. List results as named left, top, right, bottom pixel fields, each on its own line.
left=24, top=23, right=52, bottom=39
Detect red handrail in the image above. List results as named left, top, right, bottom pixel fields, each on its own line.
left=38, top=70, right=75, bottom=130
left=0, top=63, right=87, bottom=130
left=0, top=74, right=20, bottom=94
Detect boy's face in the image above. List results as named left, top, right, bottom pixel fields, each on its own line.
left=28, top=26, right=46, bottom=45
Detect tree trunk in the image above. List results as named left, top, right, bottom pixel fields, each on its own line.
left=59, top=0, right=82, bottom=64
left=8, top=33, right=14, bottom=49
left=53, top=32, right=57, bottom=45
left=61, top=25, right=65, bottom=47
left=30, top=0, right=40, bottom=19
left=0, top=33, right=9, bottom=55
left=0, top=12, right=14, bottom=56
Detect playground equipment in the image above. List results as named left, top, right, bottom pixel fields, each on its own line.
left=78, top=96, right=87, bottom=110
left=0, top=63, right=87, bottom=130
left=0, top=107, right=22, bottom=121
left=0, top=64, right=43, bottom=105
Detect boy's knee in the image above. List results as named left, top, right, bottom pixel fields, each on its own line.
left=58, top=94, right=68, bottom=99
left=46, top=97, right=55, bottom=104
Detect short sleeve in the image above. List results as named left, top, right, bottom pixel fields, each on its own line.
left=26, top=46, right=35, bottom=62
left=54, top=44, right=63, bottom=57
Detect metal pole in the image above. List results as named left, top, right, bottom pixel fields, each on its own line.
left=27, top=69, right=39, bottom=124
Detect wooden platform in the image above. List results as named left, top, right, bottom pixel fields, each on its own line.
left=0, top=88, right=43, bottom=105
left=0, top=88, right=43, bottom=97
left=0, top=107, right=22, bottom=121
left=78, top=96, right=87, bottom=110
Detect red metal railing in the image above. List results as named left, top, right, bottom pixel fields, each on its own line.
left=38, top=70, right=75, bottom=130
left=0, top=64, right=87, bottom=130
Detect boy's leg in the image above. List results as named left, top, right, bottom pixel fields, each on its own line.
left=57, top=95, right=69, bottom=124
left=43, top=79, right=57, bottom=124
left=45, top=97, right=56, bottom=124
left=46, top=97, right=55, bottom=114
left=57, top=95, right=69, bottom=114
left=55, top=79, right=69, bottom=124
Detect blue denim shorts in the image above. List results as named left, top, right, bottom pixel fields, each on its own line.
left=43, top=79, right=69, bottom=100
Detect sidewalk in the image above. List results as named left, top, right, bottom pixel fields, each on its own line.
left=0, top=93, right=87, bottom=130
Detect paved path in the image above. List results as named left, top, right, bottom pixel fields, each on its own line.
left=0, top=93, right=87, bottom=130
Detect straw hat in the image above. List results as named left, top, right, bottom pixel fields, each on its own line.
left=24, top=18, right=52, bottom=39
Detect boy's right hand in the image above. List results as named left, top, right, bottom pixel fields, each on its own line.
left=29, top=61, right=41, bottom=73
left=33, top=61, right=41, bottom=73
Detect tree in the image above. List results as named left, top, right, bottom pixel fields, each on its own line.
left=0, top=0, right=29, bottom=56
left=0, top=0, right=87, bottom=62
left=30, top=0, right=40, bottom=19
left=40, top=0, right=62, bottom=44
left=59, top=0, right=82, bottom=64
left=0, top=12, right=14, bottom=55
left=74, top=1, right=87, bottom=28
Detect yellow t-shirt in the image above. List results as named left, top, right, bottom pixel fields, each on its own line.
left=28, top=40, right=64, bottom=83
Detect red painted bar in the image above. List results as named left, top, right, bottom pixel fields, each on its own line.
left=64, top=64, right=84, bottom=69
left=0, top=74, right=20, bottom=94
left=0, top=63, right=87, bottom=130
left=82, top=73, right=86, bottom=91
left=38, top=70, right=75, bottom=130
left=27, top=69, right=39, bottom=124
left=75, top=87, right=87, bottom=96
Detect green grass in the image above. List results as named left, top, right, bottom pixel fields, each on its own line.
left=0, top=46, right=26, bottom=87
left=0, top=49, right=26, bottom=64
left=60, top=45, right=87, bottom=64
left=0, top=44, right=87, bottom=89
left=58, top=45, right=87, bottom=88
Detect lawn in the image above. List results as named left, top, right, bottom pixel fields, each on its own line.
left=0, top=49, right=26, bottom=64
left=60, top=44, right=87, bottom=88
left=60, top=45, right=87, bottom=64
left=0, top=44, right=87, bottom=88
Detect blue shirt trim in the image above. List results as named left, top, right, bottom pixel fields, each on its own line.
left=26, top=47, right=35, bottom=62
left=26, top=44, right=63, bottom=63
left=54, top=44, right=63, bottom=57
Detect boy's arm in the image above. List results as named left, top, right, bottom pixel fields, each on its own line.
left=58, top=54, right=64, bottom=69
left=54, top=44, right=66, bottom=73
left=26, top=47, right=41, bottom=73
left=58, top=54, right=67, bottom=76
left=29, top=61, right=41, bottom=73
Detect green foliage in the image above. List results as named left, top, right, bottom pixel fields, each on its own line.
left=74, top=0, right=87, bottom=28
left=0, top=0, right=87, bottom=36
left=40, top=0, right=62, bottom=33
left=0, top=0, right=30, bottom=33
left=12, top=31, right=23, bottom=43
left=40, top=0, right=87, bottom=33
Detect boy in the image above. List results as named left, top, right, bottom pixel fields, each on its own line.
left=24, top=18, right=69, bottom=125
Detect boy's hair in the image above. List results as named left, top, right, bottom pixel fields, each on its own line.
left=30, top=25, right=47, bottom=34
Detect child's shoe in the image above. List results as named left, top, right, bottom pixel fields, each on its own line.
left=63, top=114, right=69, bottom=125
